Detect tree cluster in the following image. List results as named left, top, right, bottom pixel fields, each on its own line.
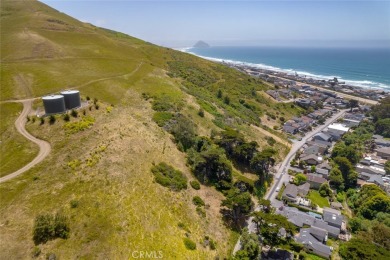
left=251, top=200, right=297, bottom=247
left=329, top=157, right=358, bottom=190
left=151, top=162, right=187, bottom=191
left=371, top=96, right=390, bottom=137
left=214, top=129, right=276, bottom=184
left=348, top=185, right=390, bottom=220
left=33, top=213, right=70, bottom=245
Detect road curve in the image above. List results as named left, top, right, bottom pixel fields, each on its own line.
left=0, top=100, right=51, bottom=183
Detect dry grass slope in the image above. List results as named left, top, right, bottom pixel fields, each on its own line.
left=0, top=0, right=299, bottom=258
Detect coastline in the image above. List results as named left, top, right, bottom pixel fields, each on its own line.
left=179, top=47, right=389, bottom=103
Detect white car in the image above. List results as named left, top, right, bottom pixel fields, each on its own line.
left=276, top=186, right=280, bottom=192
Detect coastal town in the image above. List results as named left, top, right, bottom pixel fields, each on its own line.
left=231, top=62, right=390, bottom=259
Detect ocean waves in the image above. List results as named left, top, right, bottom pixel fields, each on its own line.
left=180, top=47, right=390, bottom=91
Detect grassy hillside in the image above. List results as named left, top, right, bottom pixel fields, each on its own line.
left=0, top=0, right=301, bottom=258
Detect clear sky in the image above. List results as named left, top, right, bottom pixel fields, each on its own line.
left=41, top=0, right=390, bottom=48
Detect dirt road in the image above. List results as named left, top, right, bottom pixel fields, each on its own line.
left=0, top=100, right=51, bottom=183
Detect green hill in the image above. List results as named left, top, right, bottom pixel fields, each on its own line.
left=0, top=0, right=302, bottom=258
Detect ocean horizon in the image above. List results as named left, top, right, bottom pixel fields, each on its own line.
left=184, top=46, right=390, bottom=91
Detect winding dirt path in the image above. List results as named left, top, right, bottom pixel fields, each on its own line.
left=0, top=100, right=51, bottom=183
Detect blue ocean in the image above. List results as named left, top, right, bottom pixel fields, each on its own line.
left=185, top=46, right=390, bottom=91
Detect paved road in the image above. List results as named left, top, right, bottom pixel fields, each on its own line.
left=0, top=100, right=51, bottom=183
left=232, top=109, right=347, bottom=254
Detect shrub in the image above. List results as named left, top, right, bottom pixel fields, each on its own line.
left=152, top=97, right=174, bottom=112
left=209, top=239, right=216, bottom=250
left=192, top=196, right=205, bottom=207
left=151, top=162, right=187, bottom=191
left=70, top=200, right=79, bottom=208
left=33, top=213, right=70, bottom=245
left=152, top=112, right=173, bottom=127
left=49, top=115, right=56, bottom=124
left=71, top=109, right=78, bottom=118
left=196, top=207, right=206, bottom=217
left=224, top=95, right=230, bottom=105
left=63, top=116, right=95, bottom=134
left=183, top=238, right=196, bottom=250
left=198, top=109, right=205, bottom=117
left=95, top=104, right=99, bottom=110
left=86, top=96, right=90, bottom=101
left=190, top=180, right=201, bottom=190
left=63, top=114, right=70, bottom=121
left=32, top=246, right=41, bottom=258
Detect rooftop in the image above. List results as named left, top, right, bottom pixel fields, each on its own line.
left=328, top=123, right=350, bottom=132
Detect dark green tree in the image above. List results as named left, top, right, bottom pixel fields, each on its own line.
left=375, top=118, right=390, bottom=138
left=222, top=189, right=253, bottom=227
left=250, top=148, right=276, bottom=184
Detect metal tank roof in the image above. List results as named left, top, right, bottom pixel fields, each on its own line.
left=60, top=90, right=79, bottom=94
left=42, top=95, right=64, bottom=100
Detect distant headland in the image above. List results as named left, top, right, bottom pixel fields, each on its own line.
left=193, top=40, right=210, bottom=48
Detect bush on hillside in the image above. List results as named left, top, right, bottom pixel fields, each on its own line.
left=33, top=213, right=70, bottom=245
left=183, top=238, right=196, bottom=250
left=71, top=109, right=78, bottom=118
left=151, top=162, right=187, bottom=191
left=63, top=114, right=70, bottom=122
left=152, top=112, right=173, bottom=127
left=49, top=115, right=56, bottom=125
left=192, top=196, right=205, bottom=207
left=190, top=180, right=201, bottom=190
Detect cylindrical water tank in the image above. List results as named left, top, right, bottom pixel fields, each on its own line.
left=42, top=95, right=66, bottom=114
left=61, top=90, right=81, bottom=110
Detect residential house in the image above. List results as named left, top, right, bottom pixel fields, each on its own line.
left=313, top=133, right=332, bottom=143
left=376, top=147, right=390, bottom=160
left=261, top=249, right=294, bottom=260
left=277, top=207, right=341, bottom=238
left=356, top=164, right=386, bottom=176
left=282, top=183, right=310, bottom=202
left=307, top=174, right=327, bottom=189
left=296, top=228, right=331, bottom=259
left=323, top=208, right=344, bottom=229
left=307, top=140, right=332, bottom=150
left=358, top=173, right=385, bottom=189
left=373, top=135, right=390, bottom=147
left=323, top=129, right=344, bottom=141
left=301, top=154, right=323, bottom=165
left=316, top=168, right=330, bottom=180
left=266, top=90, right=280, bottom=100
left=303, top=145, right=327, bottom=157
left=283, top=125, right=298, bottom=134
left=317, top=162, right=332, bottom=171
left=328, top=123, right=350, bottom=133
left=296, top=99, right=312, bottom=108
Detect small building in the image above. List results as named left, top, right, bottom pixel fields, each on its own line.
left=283, top=125, right=298, bottom=134
left=282, top=183, right=310, bottom=202
left=323, top=209, right=343, bottom=229
left=317, top=161, right=332, bottom=171
left=301, top=154, right=323, bottom=165
left=296, top=228, right=331, bottom=259
left=316, top=168, right=330, bottom=180
left=328, top=123, right=350, bottom=133
left=313, top=133, right=332, bottom=142
left=376, top=147, right=390, bottom=160
left=307, top=174, right=327, bottom=189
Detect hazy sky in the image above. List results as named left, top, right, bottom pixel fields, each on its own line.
left=41, top=0, right=390, bottom=48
